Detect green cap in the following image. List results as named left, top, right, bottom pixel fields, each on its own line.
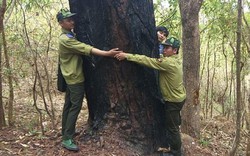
left=56, top=8, right=76, bottom=22
left=161, top=37, right=181, bottom=48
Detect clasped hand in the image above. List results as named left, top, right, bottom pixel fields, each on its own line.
left=114, top=52, right=127, bottom=61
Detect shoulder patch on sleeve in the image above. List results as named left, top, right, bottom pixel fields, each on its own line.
left=66, top=33, right=74, bottom=38
left=156, top=58, right=163, bottom=62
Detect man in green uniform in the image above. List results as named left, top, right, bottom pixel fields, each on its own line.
left=115, top=37, right=186, bottom=156
left=57, top=8, right=121, bottom=151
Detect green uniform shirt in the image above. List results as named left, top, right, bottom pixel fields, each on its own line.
left=126, top=54, right=186, bottom=102
left=58, top=29, right=93, bottom=84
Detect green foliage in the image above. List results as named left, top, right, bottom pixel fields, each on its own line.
left=245, top=12, right=250, bottom=19
left=199, top=138, right=210, bottom=147
left=19, top=0, right=51, bottom=10
left=201, top=0, right=238, bottom=41
left=5, top=1, right=63, bottom=55
left=1, top=0, right=69, bottom=131
left=154, top=0, right=181, bottom=38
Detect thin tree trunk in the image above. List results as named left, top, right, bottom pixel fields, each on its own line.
left=229, top=0, right=242, bottom=155
left=221, top=36, right=228, bottom=116
left=205, top=41, right=210, bottom=119
left=246, top=94, right=250, bottom=156
left=0, top=37, right=5, bottom=129
left=210, top=47, right=216, bottom=118
left=3, top=0, right=15, bottom=24
left=242, top=12, right=250, bottom=54
left=32, top=69, right=45, bottom=135
left=36, top=3, right=56, bottom=129
left=36, top=52, right=55, bottom=128
left=227, top=44, right=236, bottom=119
left=2, top=23, right=14, bottom=126
left=0, top=0, right=7, bottom=129
left=200, top=37, right=209, bottom=118
left=179, top=0, right=203, bottom=138
left=19, top=1, right=46, bottom=134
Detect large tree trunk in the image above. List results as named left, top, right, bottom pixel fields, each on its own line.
left=179, top=0, right=203, bottom=138
left=69, top=0, right=166, bottom=154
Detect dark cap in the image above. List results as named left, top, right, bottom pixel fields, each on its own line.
left=156, top=26, right=169, bottom=36
left=56, top=8, right=76, bottom=22
left=161, top=37, right=181, bottom=48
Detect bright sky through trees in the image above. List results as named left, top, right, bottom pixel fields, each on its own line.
left=153, top=0, right=169, bottom=8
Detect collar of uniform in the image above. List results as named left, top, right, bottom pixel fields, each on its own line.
left=170, top=54, right=178, bottom=58
left=61, top=28, right=75, bottom=37
left=163, top=54, right=179, bottom=59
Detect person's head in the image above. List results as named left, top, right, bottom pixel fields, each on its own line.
left=56, top=8, right=76, bottom=31
left=156, top=26, right=169, bottom=42
left=160, top=37, right=181, bottom=57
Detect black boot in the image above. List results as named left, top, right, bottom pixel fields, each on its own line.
left=160, top=152, right=174, bottom=156
left=170, top=149, right=182, bottom=156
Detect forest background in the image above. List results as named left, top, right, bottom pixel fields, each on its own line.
left=0, top=0, right=250, bottom=155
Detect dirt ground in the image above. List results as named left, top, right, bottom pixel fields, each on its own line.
left=0, top=91, right=248, bottom=156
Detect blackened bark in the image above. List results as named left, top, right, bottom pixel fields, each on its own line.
left=69, top=0, right=166, bottom=154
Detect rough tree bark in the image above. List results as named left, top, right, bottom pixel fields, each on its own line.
left=69, top=0, right=166, bottom=154
left=179, top=0, right=203, bottom=138
left=2, top=15, right=14, bottom=127
left=247, top=95, right=250, bottom=156
left=230, top=0, right=242, bottom=155
left=0, top=0, right=6, bottom=129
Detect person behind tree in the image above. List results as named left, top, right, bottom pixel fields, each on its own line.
left=115, top=37, right=186, bottom=156
left=56, top=8, right=122, bottom=152
left=156, top=26, right=169, bottom=57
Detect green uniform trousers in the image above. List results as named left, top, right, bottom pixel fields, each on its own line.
left=62, top=82, right=85, bottom=140
left=165, top=100, right=185, bottom=156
